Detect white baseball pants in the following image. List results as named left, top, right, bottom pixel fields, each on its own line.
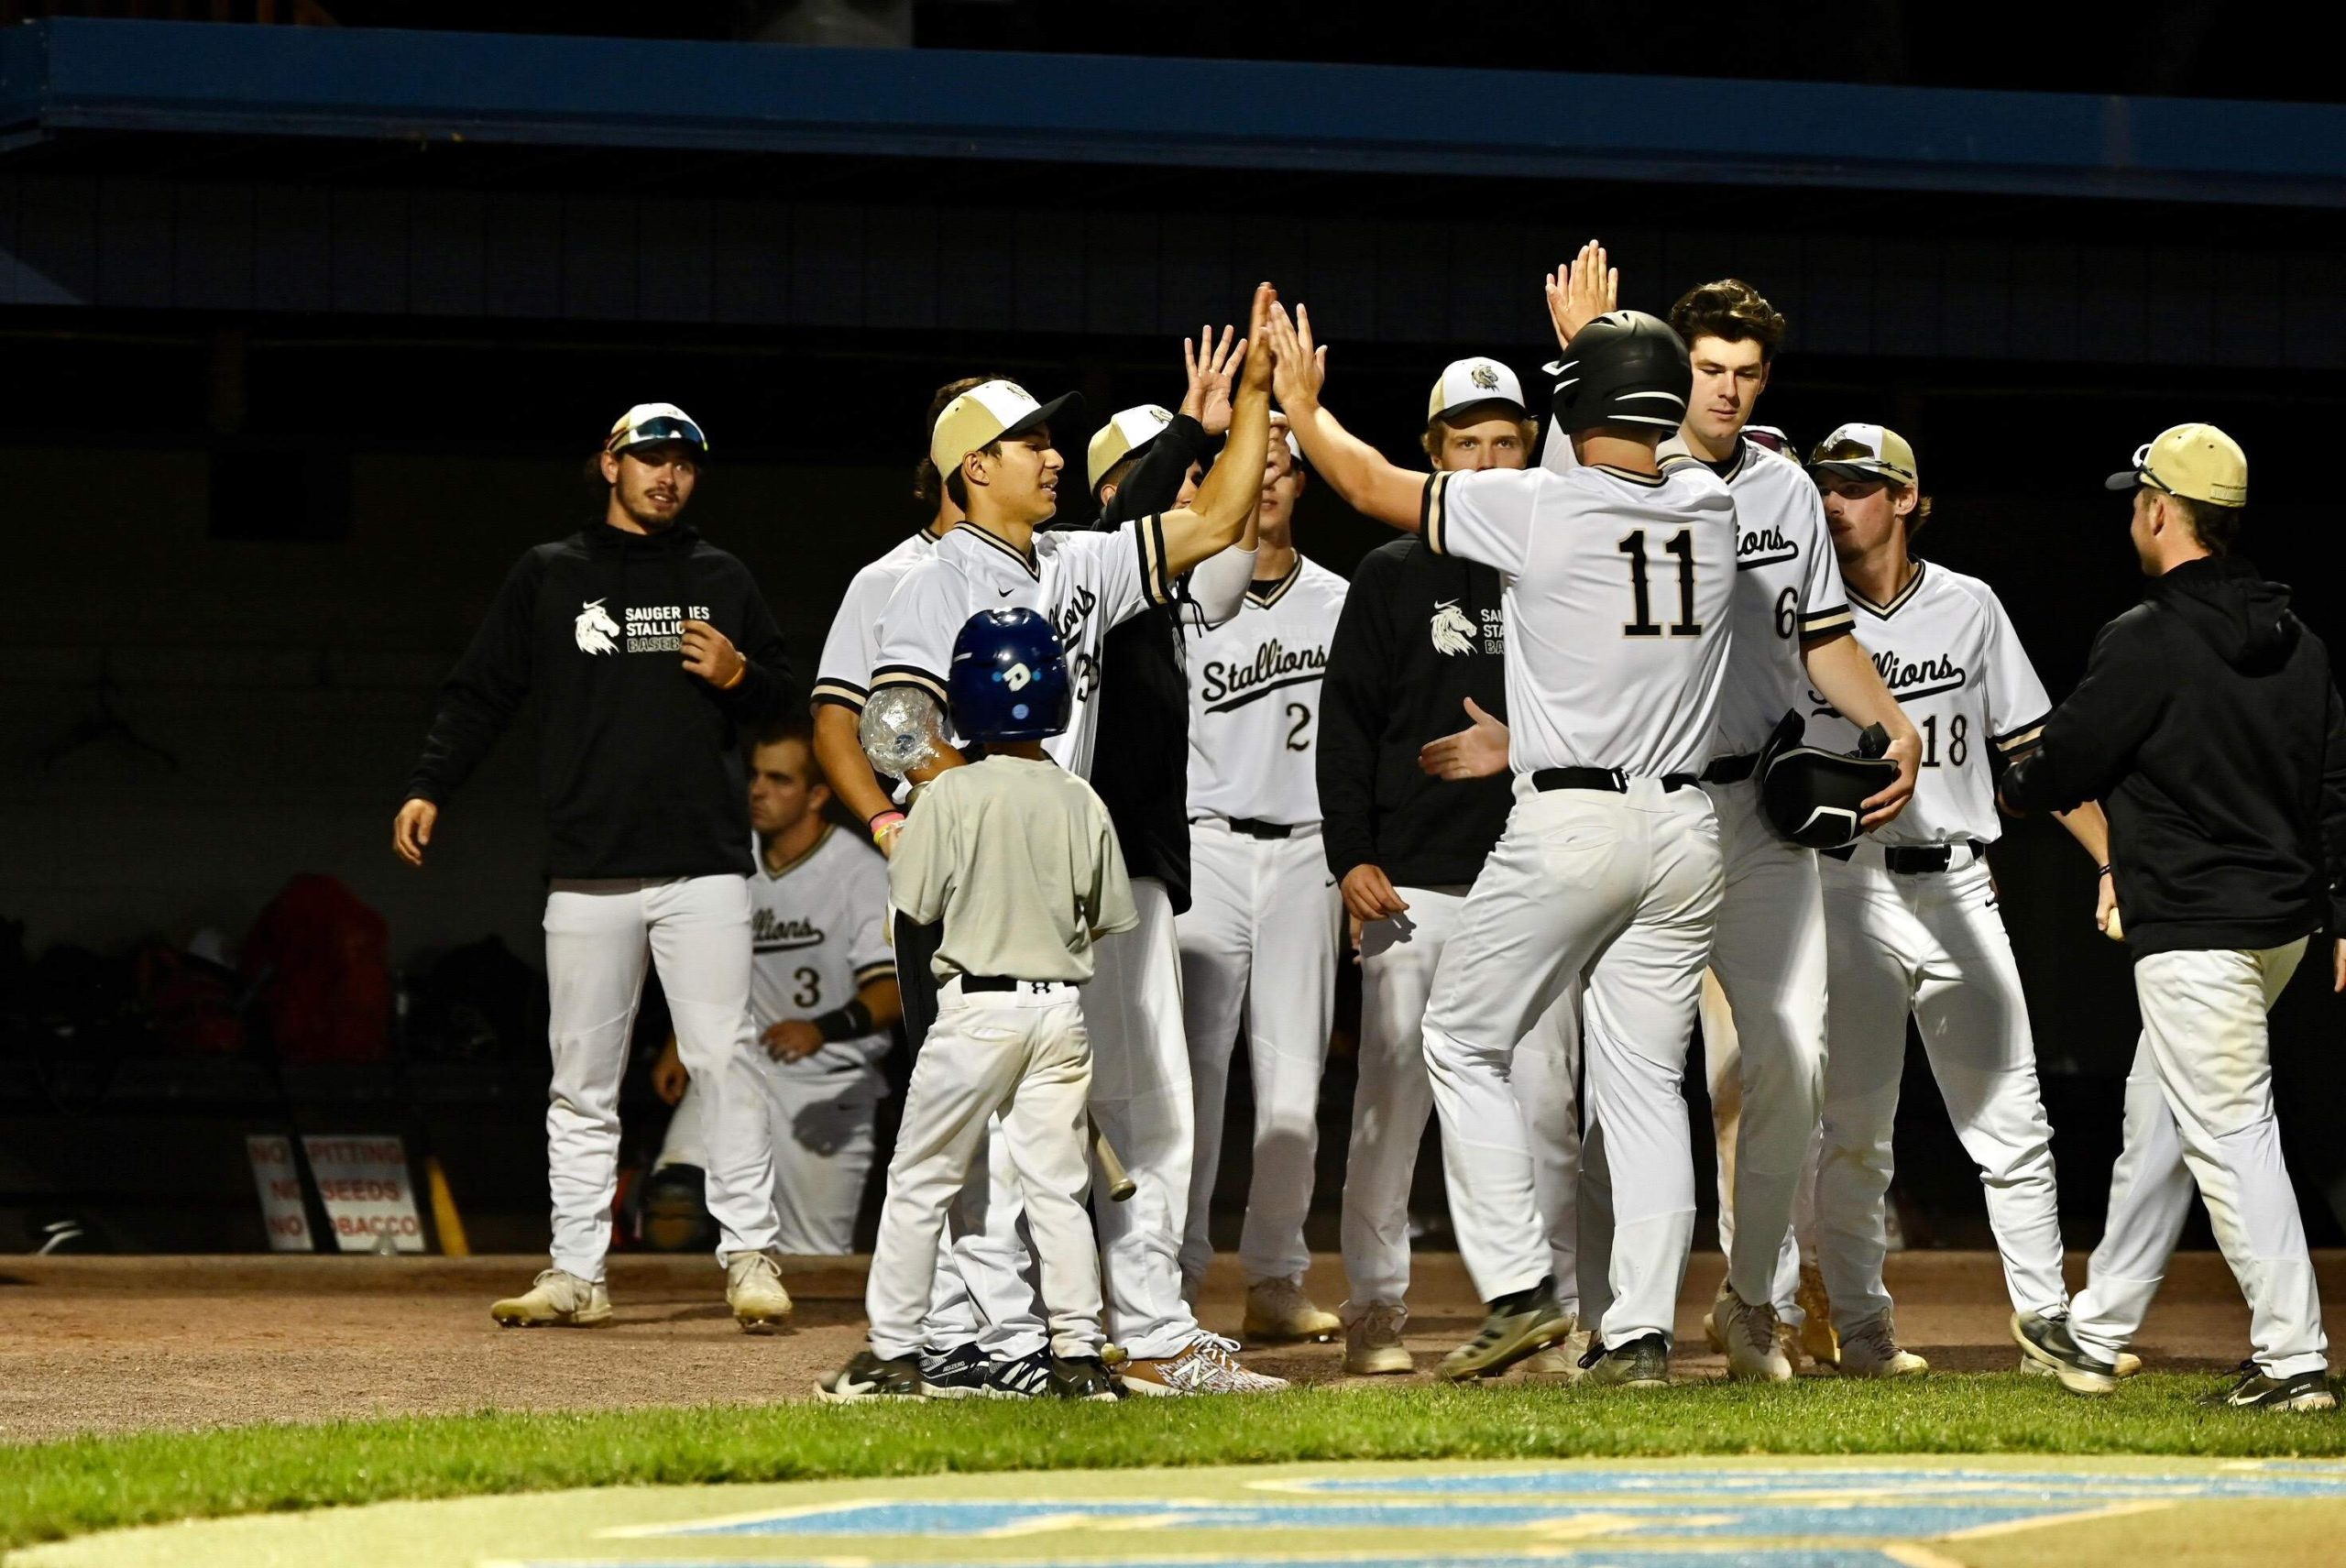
left=658, top=1069, right=877, bottom=1255
left=1178, top=818, right=1345, bottom=1290
left=865, top=980, right=1102, bottom=1362
left=1423, top=777, right=1722, bottom=1344
left=1343, top=881, right=1581, bottom=1319
left=1815, top=847, right=2067, bottom=1332
left=2069, top=939, right=2326, bottom=1378
left=543, top=876, right=777, bottom=1282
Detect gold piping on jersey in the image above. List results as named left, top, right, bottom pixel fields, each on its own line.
left=810, top=675, right=871, bottom=713
left=872, top=663, right=949, bottom=706
left=762, top=821, right=836, bottom=881
left=1421, top=472, right=1453, bottom=556
left=955, top=521, right=1042, bottom=580
left=1592, top=463, right=1668, bottom=488
left=1993, top=718, right=2048, bottom=756
left=852, top=959, right=897, bottom=988
left=1798, top=604, right=1858, bottom=640
left=1137, top=512, right=1178, bottom=607
left=1244, top=558, right=1304, bottom=609
left=1848, top=559, right=1929, bottom=620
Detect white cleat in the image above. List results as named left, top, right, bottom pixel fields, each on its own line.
left=1244, top=1277, right=1343, bottom=1344
left=1343, top=1302, right=1415, bottom=1376
left=490, top=1267, right=610, bottom=1328
left=1521, top=1327, right=1592, bottom=1381
left=724, top=1250, right=794, bottom=1334
left=1705, top=1282, right=1792, bottom=1382
left=1120, top=1332, right=1289, bottom=1396
left=1836, top=1310, right=1929, bottom=1377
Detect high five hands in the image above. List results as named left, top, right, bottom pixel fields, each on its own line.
left=1546, top=239, right=1619, bottom=352
left=1179, top=323, right=1247, bottom=437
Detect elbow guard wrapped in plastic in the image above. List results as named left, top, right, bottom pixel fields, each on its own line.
left=860, top=686, right=948, bottom=779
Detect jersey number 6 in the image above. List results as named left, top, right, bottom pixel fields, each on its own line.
left=1618, top=529, right=1703, bottom=639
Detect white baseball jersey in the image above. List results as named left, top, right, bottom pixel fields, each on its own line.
left=871, top=519, right=1178, bottom=778
left=750, top=824, right=896, bottom=1083
left=810, top=527, right=937, bottom=718
left=1806, top=562, right=2051, bottom=847
left=1184, top=556, right=1349, bottom=825
left=1424, top=461, right=1738, bottom=777
left=1660, top=436, right=1855, bottom=756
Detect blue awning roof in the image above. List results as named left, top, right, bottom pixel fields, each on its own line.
left=5, top=16, right=2346, bottom=206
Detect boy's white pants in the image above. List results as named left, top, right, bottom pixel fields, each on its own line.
left=543, top=875, right=777, bottom=1281
left=658, top=1069, right=877, bottom=1256
left=866, top=979, right=1102, bottom=1362
left=2070, top=938, right=2327, bottom=1379
left=1422, top=776, right=1722, bottom=1346
left=1178, top=818, right=1345, bottom=1291
left=1342, top=881, right=1580, bottom=1320
left=1814, top=847, right=2067, bottom=1333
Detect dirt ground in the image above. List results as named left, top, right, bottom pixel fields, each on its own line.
left=4, top=1250, right=2338, bottom=1446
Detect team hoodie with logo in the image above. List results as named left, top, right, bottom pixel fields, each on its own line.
left=405, top=521, right=794, bottom=880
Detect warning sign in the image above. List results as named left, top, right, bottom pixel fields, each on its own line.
left=247, top=1134, right=315, bottom=1253
left=302, top=1135, right=427, bottom=1254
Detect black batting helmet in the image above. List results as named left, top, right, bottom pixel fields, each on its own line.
left=1756, top=709, right=1900, bottom=850
left=1550, top=311, right=1693, bottom=436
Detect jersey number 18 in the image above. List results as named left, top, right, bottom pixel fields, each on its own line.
left=1617, top=529, right=1703, bottom=639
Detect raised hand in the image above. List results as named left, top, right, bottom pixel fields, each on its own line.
left=1242, top=282, right=1278, bottom=394
left=1545, top=238, right=1619, bottom=351
left=1179, top=323, right=1245, bottom=436
left=1265, top=301, right=1326, bottom=411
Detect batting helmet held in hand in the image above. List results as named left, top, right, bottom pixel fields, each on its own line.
left=1550, top=311, right=1693, bottom=436
left=1756, top=709, right=1900, bottom=850
left=948, top=607, right=1072, bottom=744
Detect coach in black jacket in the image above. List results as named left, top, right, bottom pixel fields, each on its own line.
left=2005, top=423, right=2345, bottom=1409
left=396, top=403, right=795, bottom=1336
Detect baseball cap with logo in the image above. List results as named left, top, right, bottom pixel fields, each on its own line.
left=1428, top=357, right=1528, bottom=422
left=2105, top=422, right=2247, bottom=507
left=931, top=379, right=1081, bottom=483
left=1809, top=422, right=1919, bottom=488
left=607, top=402, right=708, bottom=455
left=1087, top=404, right=1176, bottom=493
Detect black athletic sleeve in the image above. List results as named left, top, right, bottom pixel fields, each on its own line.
left=717, top=567, right=795, bottom=724
left=1318, top=548, right=1398, bottom=884
left=2319, top=667, right=2346, bottom=935
left=1100, top=414, right=1214, bottom=527
left=2003, top=610, right=2167, bottom=816
left=404, top=551, right=544, bottom=806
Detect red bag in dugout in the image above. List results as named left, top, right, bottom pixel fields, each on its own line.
left=241, top=875, right=392, bottom=1064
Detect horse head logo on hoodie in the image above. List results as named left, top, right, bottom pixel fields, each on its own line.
left=574, top=598, right=620, bottom=655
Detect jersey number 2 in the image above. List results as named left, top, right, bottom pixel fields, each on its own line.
left=1285, top=702, right=1312, bottom=751
left=1618, top=529, right=1702, bottom=638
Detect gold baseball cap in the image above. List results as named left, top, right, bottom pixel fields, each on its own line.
left=1087, top=404, right=1175, bottom=492
left=929, top=379, right=1080, bottom=481
left=2105, top=422, right=2247, bottom=507
left=1428, top=357, right=1527, bottom=422
left=1809, top=422, right=1918, bottom=488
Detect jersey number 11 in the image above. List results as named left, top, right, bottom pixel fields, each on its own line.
left=1617, top=529, right=1702, bottom=639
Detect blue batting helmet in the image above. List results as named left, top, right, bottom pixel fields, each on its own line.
left=948, top=608, right=1071, bottom=743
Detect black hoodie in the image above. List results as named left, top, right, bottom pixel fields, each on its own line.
left=2003, top=554, right=2346, bottom=958
left=405, top=521, right=794, bottom=880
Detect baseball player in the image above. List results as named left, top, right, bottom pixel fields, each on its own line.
left=395, top=403, right=795, bottom=1332
left=1268, top=261, right=1736, bottom=1387
left=819, top=609, right=1133, bottom=1404
left=1177, top=419, right=1351, bottom=1341
left=1803, top=422, right=2110, bottom=1376
left=862, top=282, right=1288, bottom=1396
left=2011, top=424, right=2342, bottom=1410
left=1321, top=356, right=1586, bottom=1377
left=649, top=717, right=901, bottom=1255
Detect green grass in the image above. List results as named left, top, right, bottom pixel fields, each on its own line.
left=5, top=1374, right=2344, bottom=1555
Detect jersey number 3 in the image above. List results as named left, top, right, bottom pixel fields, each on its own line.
left=1618, top=529, right=1702, bottom=639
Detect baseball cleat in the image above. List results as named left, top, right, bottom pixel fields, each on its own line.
left=1795, top=1261, right=1839, bottom=1369
left=1343, top=1301, right=1415, bottom=1376
left=1048, top=1354, right=1124, bottom=1401
left=1579, top=1331, right=1672, bottom=1388
left=2018, top=1343, right=2142, bottom=1379
left=489, top=1267, right=610, bottom=1328
left=915, top=1341, right=991, bottom=1399
left=1522, top=1327, right=1592, bottom=1381
left=981, top=1349, right=1056, bottom=1399
left=2011, top=1310, right=2120, bottom=1396
left=2202, top=1362, right=2337, bottom=1411
left=1705, top=1282, right=1792, bottom=1382
left=1244, top=1277, right=1343, bottom=1344
left=1838, top=1311, right=1929, bottom=1378
left=1435, top=1277, right=1573, bottom=1382
left=815, top=1350, right=922, bottom=1403
left=724, top=1250, right=794, bottom=1333
left=1119, top=1332, right=1288, bottom=1396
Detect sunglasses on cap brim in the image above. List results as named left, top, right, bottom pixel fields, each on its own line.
left=609, top=416, right=709, bottom=454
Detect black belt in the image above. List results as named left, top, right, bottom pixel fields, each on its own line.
left=958, top=974, right=1058, bottom=992
left=1531, top=767, right=1698, bottom=795
left=1821, top=839, right=1988, bottom=874
left=1701, top=752, right=1760, bottom=784
left=1223, top=817, right=1294, bottom=839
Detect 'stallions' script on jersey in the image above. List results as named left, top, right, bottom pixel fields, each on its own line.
left=1873, top=648, right=1968, bottom=698
left=1738, top=523, right=1797, bottom=567
left=1200, top=638, right=1331, bottom=707
left=751, top=909, right=826, bottom=951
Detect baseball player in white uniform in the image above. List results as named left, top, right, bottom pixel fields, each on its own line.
left=863, top=283, right=1289, bottom=1396
left=652, top=719, right=901, bottom=1255
left=1177, top=426, right=1350, bottom=1340
left=1269, top=264, right=1737, bottom=1387
left=1804, top=422, right=2111, bottom=1376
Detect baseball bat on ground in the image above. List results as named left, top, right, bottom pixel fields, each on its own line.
left=1091, top=1119, right=1137, bottom=1202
